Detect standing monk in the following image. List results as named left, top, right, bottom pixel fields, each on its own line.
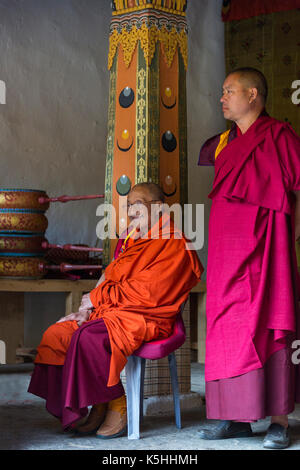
left=198, top=68, right=300, bottom=449
left=28, top=183, right=203, bottom=439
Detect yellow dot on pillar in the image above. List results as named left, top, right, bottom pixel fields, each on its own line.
left=122, top=129, right=129, bottom=140
left=165, top=87, right=172, bottom=98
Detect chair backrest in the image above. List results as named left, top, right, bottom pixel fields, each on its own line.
left=133, top=303, right=186, bottom=360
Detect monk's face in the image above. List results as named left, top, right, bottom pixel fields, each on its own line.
left=127, top=188, right=160, bottom=234
left=220, top=73, right=255, bottom=122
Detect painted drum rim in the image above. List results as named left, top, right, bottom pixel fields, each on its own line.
left=0, top=233, right=45, bottom=237
left=0, top=230, right=46, bottom=234
left=0, top=252, right=45, bottom=257
left=0, top=232, right=45, bottom=237
left=0, top=208, right=46, bottom=214
left=0, top=188, right=47, bottom=193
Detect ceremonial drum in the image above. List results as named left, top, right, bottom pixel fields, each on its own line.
left=0, top=256, right=45, bottom=279
left=0, top=189, right=103, bottom=278
left=0, top=209, right=48, bottom=233
left=0, top=189, right=49, bottom=211
left=0, top=189, right=48, bottom=233
left=0, top=189, right=49, bottom=278
left=0, top=234, right=47, bottom=256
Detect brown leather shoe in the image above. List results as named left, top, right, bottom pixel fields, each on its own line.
left=76, top=403, right=108, bottom=436
left=96, top=395, right=127, bottom=439
left=96, top=409, right=127, bottom=439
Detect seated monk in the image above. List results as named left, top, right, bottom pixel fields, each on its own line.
left=28, top=182, right=203, bottom=439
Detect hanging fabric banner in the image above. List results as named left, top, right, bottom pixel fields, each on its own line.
left=222, top=0, right=300, bottom=22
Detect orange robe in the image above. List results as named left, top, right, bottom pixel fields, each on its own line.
left=35, top=215, right=203, bottom=386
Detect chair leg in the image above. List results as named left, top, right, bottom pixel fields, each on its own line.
left=125, top=355, right=142, bottom=439
left=168, top=353, right=181, bottom=429
left=140, top=358, right=146, bottom=422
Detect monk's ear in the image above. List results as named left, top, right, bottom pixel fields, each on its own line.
left=249, top=87, right=258, bottom=104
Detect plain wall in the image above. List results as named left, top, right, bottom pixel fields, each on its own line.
left=187, top=0, right=226, bottom=273
left=0, top=0, right=225, bottom=346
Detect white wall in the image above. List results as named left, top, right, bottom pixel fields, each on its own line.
left=187, top=0, right=226, bottom=274
left=0, top=0, right=225, bottom=346
left=0, top=0, right=111, bottom=247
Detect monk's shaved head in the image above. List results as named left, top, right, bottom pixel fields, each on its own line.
left=127, top=182, right=165, bottom=235
left=229, top=67, right=268, bottom=104
left=131, top=182, right=165, bottom=203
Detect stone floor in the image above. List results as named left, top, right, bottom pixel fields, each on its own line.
left=1, top=362, right=300, bottom=451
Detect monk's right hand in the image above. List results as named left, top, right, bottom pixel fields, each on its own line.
left=56, top=309, right=91, bottom=326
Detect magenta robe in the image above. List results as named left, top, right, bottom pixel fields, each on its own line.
left=202, top=115, right=300, bottom=383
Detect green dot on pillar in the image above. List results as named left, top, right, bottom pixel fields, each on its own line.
left=116, top=175, right=131, bottom=196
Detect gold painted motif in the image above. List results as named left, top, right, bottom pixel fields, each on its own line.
left=0, top=191, right=49, bottom=211
left=0, top=212, right=48, bottom=233
left=0, top=257, right=45, bottom=278
left=112, top=0, right=187, bottom=15
left=108, top=24, right=188, bottom=70
left=136, top=48, right=148, bottom=183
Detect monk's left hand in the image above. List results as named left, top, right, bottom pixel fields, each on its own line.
left=79, top=293, right=94, bottom=312
left=56, top=309, right=91, bottom=326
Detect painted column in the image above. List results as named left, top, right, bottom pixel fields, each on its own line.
left=104, top=0, right=190, bottom=397
left=104, top=0, right=188, bottom=264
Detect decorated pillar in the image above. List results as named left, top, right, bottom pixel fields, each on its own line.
left=104, top=0, right=188, bottom=265
left=104, top=0, right=191, bottom=400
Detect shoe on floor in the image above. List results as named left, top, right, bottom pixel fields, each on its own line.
left=263, top=423, right=291, bottom=450
left=75, top=403, right=108, bottom=436
left=197, top=420, right=253, bottom=440
left=96, top=395, right=127, bottom=439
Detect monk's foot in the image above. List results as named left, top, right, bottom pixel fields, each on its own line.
left=75, top=403, right=108, bottom=436
left=197, top=420, right=253, bottom=440
left=96, top=395, right=127, bottom=439
left=263, top=423, right=291, bottom=450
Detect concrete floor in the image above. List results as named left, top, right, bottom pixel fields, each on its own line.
left=1, top=363, right=300, bottom=450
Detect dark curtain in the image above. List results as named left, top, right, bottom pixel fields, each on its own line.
left=222, top=0, right=300, bottom=22
left=224, top=8, right=300, bottom=135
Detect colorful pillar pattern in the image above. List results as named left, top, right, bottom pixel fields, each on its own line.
left=104, top=0, right=188, bottom=264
